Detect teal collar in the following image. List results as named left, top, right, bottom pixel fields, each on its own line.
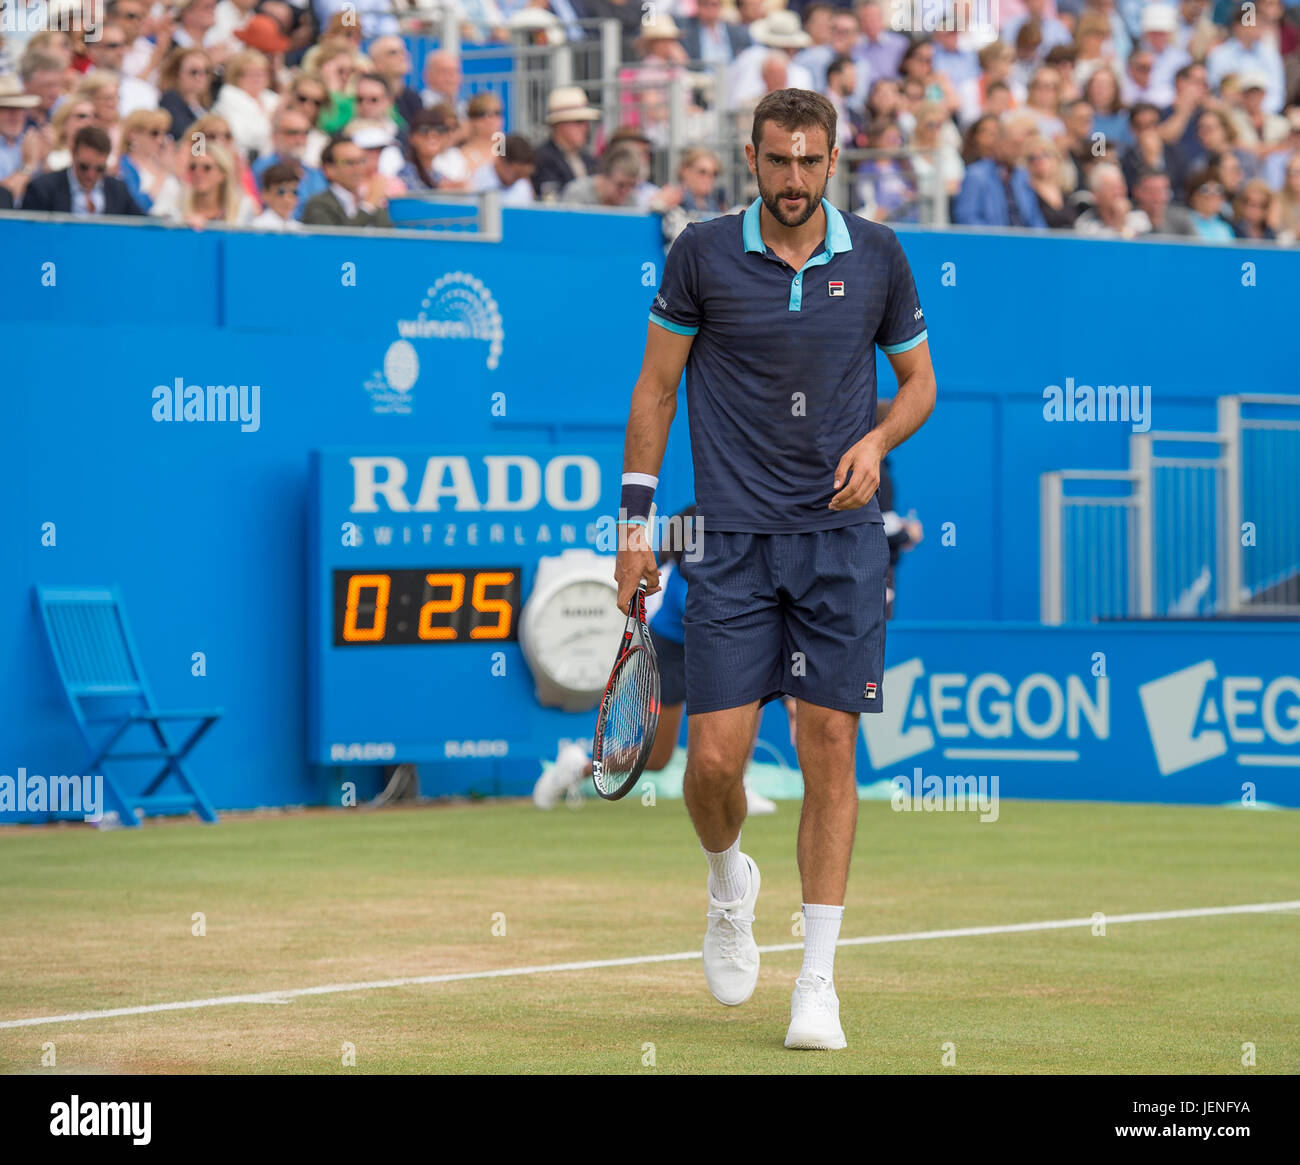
left=742, top=196, right=852, bottom=256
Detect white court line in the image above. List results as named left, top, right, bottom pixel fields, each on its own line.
left=2, top=899, right=1296, bottom=1031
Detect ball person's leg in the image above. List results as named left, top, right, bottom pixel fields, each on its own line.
left=792, top=701, right=860, bottom=905
left=644, top=702, right=683, bottom=772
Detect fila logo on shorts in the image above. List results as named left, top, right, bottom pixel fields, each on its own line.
left=863, top=681, right=878, bottom=699
left=828, top=281, right=845, bottom=297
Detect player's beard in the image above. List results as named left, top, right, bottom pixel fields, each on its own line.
left=757, top=169, right=826, bottom=228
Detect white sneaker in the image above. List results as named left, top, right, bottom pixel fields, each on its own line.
left=784, top=975, right=847, bottom=1050
left=744, top=782, right=777, bottom=815
left=533, top=744, right=588, bottom=810
left=703, top=853, right=761, bottom=1006
left=553, top=744, right=589, bottom=793
left=531, top=769, right=561, bottom=810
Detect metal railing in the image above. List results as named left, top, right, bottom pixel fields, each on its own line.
left=1040, top=470, right=1145, bottom=625
left=1220, top=394, right=1300, bottom=613
left=1041, top=394, right=1300, bottom=623
left=830, top=148, right=950, bottom=227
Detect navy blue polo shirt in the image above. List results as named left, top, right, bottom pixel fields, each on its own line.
left=649, top=197, right=927, bottom=533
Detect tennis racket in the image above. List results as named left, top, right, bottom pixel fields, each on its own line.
left=591, top=581, right=661, bottom=800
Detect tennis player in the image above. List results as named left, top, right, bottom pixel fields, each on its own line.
left=614, top=89, right=936, bottom=1050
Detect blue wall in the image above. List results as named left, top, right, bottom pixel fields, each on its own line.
left=3, top=212, right=1297, bottom=814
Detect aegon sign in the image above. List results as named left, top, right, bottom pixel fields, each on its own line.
left=863, top=658, right=1109, bottom=769
left=349, top=455, right=601, bottom=513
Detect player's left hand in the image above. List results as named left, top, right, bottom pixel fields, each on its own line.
left=829, top=433, right=884, bottom=511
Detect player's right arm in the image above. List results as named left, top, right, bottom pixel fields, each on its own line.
left=615, top=322, right=693, bottom=612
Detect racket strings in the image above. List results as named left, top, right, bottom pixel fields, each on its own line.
left=596, top=648, right=657, bottom=791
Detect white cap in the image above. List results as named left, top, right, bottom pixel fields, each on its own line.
left=1141, top=5, right=1178, bottom=33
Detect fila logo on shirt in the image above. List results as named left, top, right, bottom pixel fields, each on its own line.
left=828, top=281, right=845, bottom=297
left=863, top=681, right=878, bottom=700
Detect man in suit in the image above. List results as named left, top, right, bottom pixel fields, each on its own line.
left=21, top=127, right=144, bottom=216
left=301, top=136, right=392, bottom=228
left=679, top=0, right=751, bottom=65
left=531, top=86, right=600, bottom=200
left=953, top=118, right=1047, bottom=228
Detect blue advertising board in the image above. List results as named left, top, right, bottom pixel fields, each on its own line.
left=3, top=212, right=1297, bottom=815
left=857, top=621, right=1300, bottom=807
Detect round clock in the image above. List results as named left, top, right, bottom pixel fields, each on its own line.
left=519, top=550, right=628, bottom=711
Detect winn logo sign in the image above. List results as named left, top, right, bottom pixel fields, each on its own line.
left=365, top=272, right=504, bottom=414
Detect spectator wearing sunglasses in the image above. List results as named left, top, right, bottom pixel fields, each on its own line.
left=159, top=47, right=214, bottom=141
left=459, top=92, right=505, bottom=176
left=301, top=135, right=392, bottom=227
left=676, top=147, right=728, bottom=213
left=85, top=21, right=160, bottom=115
left=252, top=161, right=304, bottom=230
left=285, top=79, right=331, bottom=167
left=1179, top=170, right=1235, bottom=241
left=118, top=108, right=179, bottom=212
left=1024, top=135, right=1080, bottom=227
left=398, top=107, right=458, bottom=192
left=1231, top=180, right=1277, bottom=241
left=20, top=125, right=142, bottom=214
left=150, top=141, right=258, bottom=228
left=252, top=109, right=327, bottom=212
left=184, top=113, right=261, bottom=204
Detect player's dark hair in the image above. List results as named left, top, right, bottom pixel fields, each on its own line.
left=751, top=88, right=838, bottom=154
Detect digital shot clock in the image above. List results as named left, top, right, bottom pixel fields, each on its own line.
left=307, top=443, right=624, bottom=779
left=333, top=567, right=522, bottom=646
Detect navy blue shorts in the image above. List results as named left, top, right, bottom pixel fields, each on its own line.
left=649, top=628, right=686, bottom=707
left=679, top=522, right=889, bottom=716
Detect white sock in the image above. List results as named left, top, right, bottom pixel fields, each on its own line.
left=704, top=837, right=747, bottom=903
left=800, top=903, right=844, bottom=982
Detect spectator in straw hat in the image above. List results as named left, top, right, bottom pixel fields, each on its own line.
left=0, top=76, right=43, bottom=193
left=531, top=85, right=599, bottom=200
left=726, top=9, right=815, bottom=112
left=618, top=13, right=706, bottom=146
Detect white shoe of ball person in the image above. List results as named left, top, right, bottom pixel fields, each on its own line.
left=784, top=974, right=848, bottom=1050
left=532, top=744, right=589, bottom=810
left=703, top=854, right=761, bottom=1005
left=743, top=782, right=777, bottom=815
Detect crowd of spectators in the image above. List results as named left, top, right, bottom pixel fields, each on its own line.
left=1, top=0, right=1298, bottom=243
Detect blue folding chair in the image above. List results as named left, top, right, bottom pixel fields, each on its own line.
left=34, top=586, right=223, bottom=827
